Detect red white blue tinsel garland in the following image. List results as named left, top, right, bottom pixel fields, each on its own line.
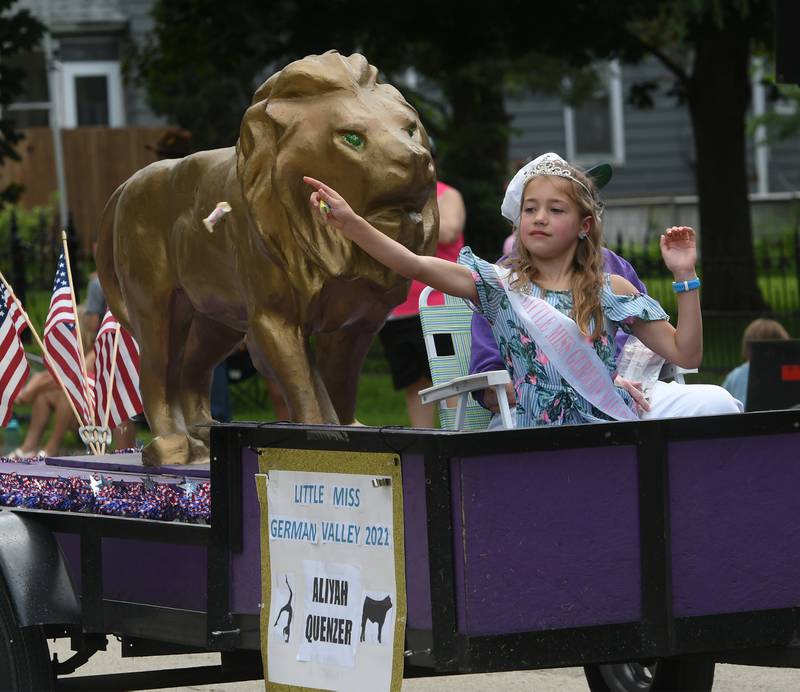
left=0, top=464, right=209, bottom=523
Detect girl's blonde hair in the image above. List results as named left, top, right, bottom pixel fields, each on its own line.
left=502, top=164, right=606, bottom=338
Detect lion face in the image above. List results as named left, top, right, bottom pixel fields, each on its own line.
left=236, top=52, right=438, bottom=291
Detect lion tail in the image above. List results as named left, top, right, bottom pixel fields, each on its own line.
left=96, top=184, right=131, bottom=329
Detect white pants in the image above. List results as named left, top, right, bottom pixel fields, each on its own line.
left=641, top=380, right=743, bottom=419
left=488, top=380, right=743, bottom=429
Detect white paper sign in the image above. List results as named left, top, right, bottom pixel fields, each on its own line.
left=262, top=469, right=397, bottom=692
left=296, top=560, right=361, bottom=667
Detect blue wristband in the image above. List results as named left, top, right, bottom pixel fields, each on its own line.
left=672, top=277, right=701, bottom=293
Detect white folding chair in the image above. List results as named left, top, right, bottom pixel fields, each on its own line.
left=417, top=286, right=513, bottom=430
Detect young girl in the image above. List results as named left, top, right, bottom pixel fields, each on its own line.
left=303, top=153, right=741, bottom=428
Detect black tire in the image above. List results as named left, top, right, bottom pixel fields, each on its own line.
left=0, top=576, right=53, bottom=691
left=584, top=659, right=715, bottom=692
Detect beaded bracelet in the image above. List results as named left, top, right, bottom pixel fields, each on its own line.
left=672, top=277, right=701, bottom=293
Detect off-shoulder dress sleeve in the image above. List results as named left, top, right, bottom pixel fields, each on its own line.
left=456, top=246, right=506, bottom=324
left=601, top=276, right=669, bottom=334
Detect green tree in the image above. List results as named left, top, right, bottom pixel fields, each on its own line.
left=619, top=1, right=773, bottom=310
left=749, top=79, right=800, bottom=143
left=134, top=1, right=628, bottom=259
left=134, top=2, right=284, bottom=151
left=136, top=0, right=773, bottom=310
left=358, top=0, right=775, bottom=310
left=0, top=0, right=45, bottom=206
left=344, top=5, right=620, bottom=262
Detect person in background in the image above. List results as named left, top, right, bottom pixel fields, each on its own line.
left=9, top=308, right=95, bottom=459
left=263, top=374, right=291, bottom=420
left=210, top=360, right=232, bottom=422
left=378, top=140, right=467, bottom=427
left=10, top=370, right=74, bottom=459
left=722, top=318, right=790, bottom=408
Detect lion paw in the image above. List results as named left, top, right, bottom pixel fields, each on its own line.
left=142, top=434, right=191, bottom=467
left=187, top=423, right=212, bottom=447
left=187, top=434, right=211, bottom=465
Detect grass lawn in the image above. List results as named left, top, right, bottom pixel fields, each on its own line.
left=1, top=373, right=415, bottom=457
left=636, top=275, right=799, bottom=316
left=230, top=373, right=411, bottom=428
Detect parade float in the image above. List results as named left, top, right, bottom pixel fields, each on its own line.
left=0, top=52, right=799, bottom=692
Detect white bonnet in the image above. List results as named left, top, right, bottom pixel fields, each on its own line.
left=500, top=153, right=612, bottom=228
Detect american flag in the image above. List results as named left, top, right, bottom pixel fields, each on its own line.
left=44, top=254, right=94, bottom=425
left=0, top=284, right=30, bottom=427
left=93, top=310, right=144, bottom=428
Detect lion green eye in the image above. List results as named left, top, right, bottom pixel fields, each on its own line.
left=405, top=126, right=416, bottom=137
left=342, top=133, right=365, bottom=149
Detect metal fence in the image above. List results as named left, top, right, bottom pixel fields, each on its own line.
left=608, top=229, right=800, bottom=374
left=0, top=209, right=89, bottom=308
left=3, top=209, right=799, bottom=378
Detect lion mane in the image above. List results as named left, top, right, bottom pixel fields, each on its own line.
left=236, top=51, right=438, bottom=285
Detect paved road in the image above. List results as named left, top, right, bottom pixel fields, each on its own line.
left=50, top=640, right=800, bottom=691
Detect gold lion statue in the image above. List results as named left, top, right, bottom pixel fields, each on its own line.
left=96, top=51, right=438, bottom=466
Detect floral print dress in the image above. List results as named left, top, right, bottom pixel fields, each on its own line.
left=459, top=247, right=669, bottom=428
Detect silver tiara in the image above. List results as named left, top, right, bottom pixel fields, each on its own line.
left=523, top=159, right=593, bottom=197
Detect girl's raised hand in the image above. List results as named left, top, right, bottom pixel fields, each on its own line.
left=303, top=176, right=360, bottom=234
left=660, top=226, right=697, bottom=278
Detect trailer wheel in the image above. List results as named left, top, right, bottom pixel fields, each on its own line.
left=0, top=576, right=53, bottom=691
left=584, top=659, right=714, bottom=691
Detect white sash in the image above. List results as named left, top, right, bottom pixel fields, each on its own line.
left=495, top=266, right=638, bottom=422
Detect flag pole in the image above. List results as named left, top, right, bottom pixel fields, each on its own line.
left=100, top=325, right=121, bottom=454
left=60, top=230, right=96, bottom=428
left=0, top=270, right=100, bottom=455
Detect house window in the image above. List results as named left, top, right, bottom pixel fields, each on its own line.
left=564, top=61, right=625, bottom=165
left=61, top=61, right=124, bottom=127
left=74, top=75, right=110, bottom=125
left=4, top=49, right=50, bottom=128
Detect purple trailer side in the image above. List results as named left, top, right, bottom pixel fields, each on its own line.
left=670, top=434, right=800, bottom=617
left=3, top=413, right=800, bottom=680
left=44, top=424, right=800, bottom=637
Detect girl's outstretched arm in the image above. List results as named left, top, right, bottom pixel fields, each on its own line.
left=612, top=226, right=702, bottom=369
left=303, top=176, right=478, bottom=302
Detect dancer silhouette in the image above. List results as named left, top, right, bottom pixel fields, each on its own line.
left=273, top=576, right=293, bottom=642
